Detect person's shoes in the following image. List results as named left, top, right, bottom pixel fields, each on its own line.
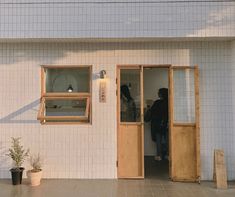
left=154, top=156, right=162, bottom=161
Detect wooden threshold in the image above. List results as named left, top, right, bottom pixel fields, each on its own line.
left=173, top=123, right=196, bottom=127
left=41, top=65, right=92, bottom=68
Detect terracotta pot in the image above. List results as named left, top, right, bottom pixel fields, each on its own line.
left=27, top=170, right=42, bottom=186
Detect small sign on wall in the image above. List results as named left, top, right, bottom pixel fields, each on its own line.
left=99, top=80, right=106, bottom=103
left=213, top=149, right=228, bottom=189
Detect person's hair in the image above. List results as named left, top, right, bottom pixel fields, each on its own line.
left=121, top=85, right=133, bottom=101
left=159, top=88, right=168, bottom=100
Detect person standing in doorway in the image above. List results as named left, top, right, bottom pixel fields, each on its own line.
left=120, top=84, right=137, bottom=122
left=145, top=88, right=168, bottom=161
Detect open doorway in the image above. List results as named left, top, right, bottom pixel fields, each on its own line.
left=143, top=67, right=169, bottom=179
left=117, top=65, right=200, bottom=181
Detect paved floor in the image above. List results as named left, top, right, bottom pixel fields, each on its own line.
left=0, top=157, right=234, bottom=197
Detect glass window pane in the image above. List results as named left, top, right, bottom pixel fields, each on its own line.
left=120, top=69, right=140, bottom=122
left=45, top=67, right=90, bottom=93
left=173, top=69, right=195, bottom=123
left=45, top=99, right=87, bottom=117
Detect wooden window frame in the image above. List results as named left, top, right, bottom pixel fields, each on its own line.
left=38, top=65, right=92, bottom=124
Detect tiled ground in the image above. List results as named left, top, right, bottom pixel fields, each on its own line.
left=0, top=157, right=234, bottom=197
left=0, top=178, right=235, bottom=197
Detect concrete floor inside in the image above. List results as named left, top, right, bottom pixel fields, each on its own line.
left=0, top=157, right=234, bottom=197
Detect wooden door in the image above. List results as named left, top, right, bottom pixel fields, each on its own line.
left=169, top=66, right=200, bottom=182
left=117, top=66, right=144, bottom=178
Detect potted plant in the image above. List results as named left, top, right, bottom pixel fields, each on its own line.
left=27, top=154, right=43, bottom=186
left=6, top=137, right=29, bottom=185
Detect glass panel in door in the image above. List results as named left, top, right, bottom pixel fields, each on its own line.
left=120, top=69, right=141, bottom=122
left=173, top=69, right=195, bottom=123
left=118, top=67, right=144, bottom=178
left=170, top=67, right=200, bottom=182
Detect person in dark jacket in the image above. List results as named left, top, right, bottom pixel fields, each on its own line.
left=145, top=88, right=168, bottom=161
left=120, top=85, right=137, bottom=122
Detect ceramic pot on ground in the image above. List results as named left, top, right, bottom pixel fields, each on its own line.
left=27, top=170, right=42, bottom=186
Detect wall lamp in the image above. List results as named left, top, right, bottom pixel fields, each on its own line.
left=67, top=84, right=74, bottom=92
left=100, top=70, right=107, bottom=79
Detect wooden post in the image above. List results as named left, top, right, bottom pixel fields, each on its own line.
left=194, top=65, right=201, bottom=182
left=140, top=65, right=144, bottom=178
left=213, top=149, right=228, bottom=189
left=168, top=66, right=173, bottom=179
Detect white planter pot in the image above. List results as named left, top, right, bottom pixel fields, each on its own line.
left=27, top=170, right=42, bottom=186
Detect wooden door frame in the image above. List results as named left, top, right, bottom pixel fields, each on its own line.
left=169, top=65, right=201, bottom=182
left=116, top=64, right=171, bottom=179
left=142, top=65, right=172, bottom=178
left=116, top=65, right=144, bottom=178
left=116, top=64, right=200, bottom=180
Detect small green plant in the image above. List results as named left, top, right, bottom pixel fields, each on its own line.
left=29, top=154, right=42, bottom=172
left=6, top=137, right=29, bottom=169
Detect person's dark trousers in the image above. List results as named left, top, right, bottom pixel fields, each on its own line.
left=162, top=131, right=169, bottom=159
left=156, top=132, right=162, bottom=157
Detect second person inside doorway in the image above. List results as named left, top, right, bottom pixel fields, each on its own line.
left=145, top=88, right=169, bottom=161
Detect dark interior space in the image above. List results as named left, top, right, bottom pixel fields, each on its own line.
left=144, top=156, right=169, bottom=179
left=144, top=67, right=169, bottom=180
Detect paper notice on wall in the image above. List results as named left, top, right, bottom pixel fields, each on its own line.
left=99, top=81, right=106, bottom=103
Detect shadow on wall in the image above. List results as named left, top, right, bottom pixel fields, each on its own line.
left=0, top=42, right=118, bottom=66
left=0, top=2, right=233, bottom=38
left=0, top=42, right=198, bottom=66
left=0, top=100, right=39, bottom=124
left=186, top=5, right=235, bottom=37
left=189, top=42, right=234, bottom=180
left=0, top=141, right=10, bottom=178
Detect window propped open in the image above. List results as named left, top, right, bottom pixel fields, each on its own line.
left=38, top=96, right=90, bottom=123
left=38, top=66, right=92, bottom=124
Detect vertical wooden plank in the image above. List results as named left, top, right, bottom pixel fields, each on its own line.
left=40, top=98, right=46, bottom=124
left=194, top=65, right=201, bottom=182
left=117, top=66, right=144, bottom=178
left=37, top=98, right=44, bottom=120
left=213, top=150, right=228, bottom=189
left=40, top=66, right=45, bottom=124
left=85, top=97, right=90, bottom=118
left=171, top=125, right=197, bottom=180
left=89, top=65, right=92, bottom=124
left=41, top=67, right=45, bottom=96
left=168, top=66, right=174, bottom=179
left=119, top=124, right=142, bottom=178
left=170, top=66, right=200, bottom=181
left=117, top=66, right=120, bottom=177
left=140, top=65, right=144, bottom=178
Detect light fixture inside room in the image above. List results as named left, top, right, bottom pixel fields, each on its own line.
left=100, top=70, right=107, bottom=79
left=67, top=84, right=73, bottom=93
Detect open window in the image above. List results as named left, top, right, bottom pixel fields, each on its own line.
left=38, top=66, right=92, bottom=124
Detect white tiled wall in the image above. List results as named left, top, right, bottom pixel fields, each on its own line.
left=0, top=41, right=234, bottom=180
left=0, top=1, right=234, bottom=38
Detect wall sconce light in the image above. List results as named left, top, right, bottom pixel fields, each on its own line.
left=67, top=84, right=73, bottom=93
left=100, top=70, right=107, bottom=79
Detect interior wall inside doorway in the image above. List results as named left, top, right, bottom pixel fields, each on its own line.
left=144, top=68, right=168, bottom=156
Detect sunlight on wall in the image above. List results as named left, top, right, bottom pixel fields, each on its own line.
left=0, top=42, right=234, bottom=180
